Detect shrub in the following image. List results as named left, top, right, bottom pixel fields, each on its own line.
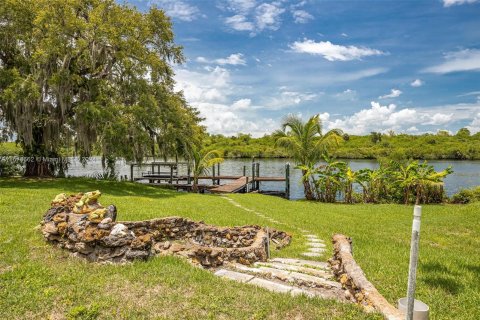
left=450, top=187, right=480, bottom=204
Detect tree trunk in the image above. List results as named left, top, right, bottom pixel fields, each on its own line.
left=415, top=185, right=421, bottom=205
left=24, top=158, right=54, bottom=177
left=302, top=170, right=314, bottom=200
left=192, top=177, right=199, bottom=193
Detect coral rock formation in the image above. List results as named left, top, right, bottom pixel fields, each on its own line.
left=41, top=191, right=291, bottom=267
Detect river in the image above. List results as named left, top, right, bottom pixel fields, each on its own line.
left=64, top=157, right=480, bottom=200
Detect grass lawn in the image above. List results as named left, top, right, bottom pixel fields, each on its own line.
left=1, top=178, right=479, bottom=319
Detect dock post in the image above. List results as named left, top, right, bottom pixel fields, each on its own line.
left=130, top=164, right=134, bottom=182
left=212, top=165, right=216, bottom=185
left=169, top=166, right=173, bottom=184
left=217, top=163, right=220, bottom=185
left=256, top=163, right=260, bottom=190
left=187, top=164, right=191, bottom=184
left=243, top=165, right=246, bottom=177
left=251, top=162, right=256, bottom=191
left=285, top=163, right=290, bottom=199
left=246, top=176, right=249, bottom=193
left=151, top=162, right=155, bottom=175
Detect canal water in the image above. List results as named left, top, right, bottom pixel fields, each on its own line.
left=65, top=157, right=480, bottom=200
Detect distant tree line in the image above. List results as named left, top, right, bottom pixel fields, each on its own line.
left=202, top=127, right=480, bottom=160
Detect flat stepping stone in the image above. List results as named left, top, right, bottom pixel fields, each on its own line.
left=307, top=239, right=324, bottom=244
left=255, top=262, right=333, bottom=278
left=214, top=269, right=254, bottom=283
left=308, top=247, right=326, bottom=253
left=302, top=252, right=322, bottom=257
left=291, top=288, right=316, bottom=298
left=233, top=264, right=340, bottom=289
left=249, top=277, right=294, bottom=293
left=270, top=258, right=330, bottom=270
left=289, top=271, right=342, bottom=289
left=308, top=242, right=326, bottom=248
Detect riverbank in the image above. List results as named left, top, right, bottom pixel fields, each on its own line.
left=203, top=133, right=480, bottom=160
left=1, top=178, right=478, bottom=319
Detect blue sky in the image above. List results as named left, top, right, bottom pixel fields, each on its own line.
left=128, top=0, right=480, bottom=136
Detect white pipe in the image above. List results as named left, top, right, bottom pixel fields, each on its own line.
left=406, top=205, right=422, bottom=320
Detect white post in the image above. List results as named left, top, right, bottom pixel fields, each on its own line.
left=406, top=205, right=422, bottom=320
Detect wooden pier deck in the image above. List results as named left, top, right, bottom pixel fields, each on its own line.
left=136, top=175, right=285, bottom=182
left=130, top=161, right=291, bottom=198
left=209, top=177, right=249, bottom=193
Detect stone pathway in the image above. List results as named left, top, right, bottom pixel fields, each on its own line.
left=216, top=196, right=349, bottom=302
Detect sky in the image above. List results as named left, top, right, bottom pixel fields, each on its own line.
left=127, top=0, right=480, bottom=137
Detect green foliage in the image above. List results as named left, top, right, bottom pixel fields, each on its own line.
left=450, top=186, right=480, bottom=204
left=0, top=142, right=21, bottom=156
left=0, top=156, right=23, bottom=176
left=191, top=149, right=224, bottom=192
left=205, top=132, right=480, bottom=160
left=0, top=0, right=203, bottom=175
left=370, top=132, right=382, bottom=144
left=273, top=114, right=343, bottom=199
left=303, top=158, right=452, bottom=204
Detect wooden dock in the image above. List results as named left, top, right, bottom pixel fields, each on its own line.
left=130, top=161, right=291, bottom=198
left=210, top=177, right=249, bottom=194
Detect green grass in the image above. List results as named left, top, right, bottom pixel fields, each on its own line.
left=1, top=178, right=479, bottom=319
left=0, top=142, right=22, bottom=156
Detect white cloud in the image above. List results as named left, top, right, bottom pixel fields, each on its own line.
left=231, top=98, right=252, bottom=110
left=196, top=53, right=247, bottom=66
left=292, top=10, right=313, bottom=24
left=221, top=0, right=257, bottom=14
left=289, top=39, right=385, bottom=61
left=255, top=3, right=285, bottom=31
left=379, top=89, right=402, bottom=99
left=341, top=33, right=348, bottom=37
left=458, top=90, right=480, bottom=97
left=410, top=79, right=424, bottom=87
left=223, top=1, right=286, bottom=34
left=443, top=0, right=478, bottom=7
left=174, top=66, right=278, bottom=136
left=151, top=0, right=201, bottom=21
left=216, top=53, right=247, bottom=66
left=335, top=89, right=357, bottom=101
left=195, top=102, right=277, bottom=137
left=466, top=113, right=480, bottom=133
left=264, top=88, right=318, bottom=110
left=175, top=66, right=232, bottom=103
left=321, top=101, right=459, bottom=135
left=423, top=49, right=480, bottom=74
left=422, top=113, right=453, bottom=125
left=225, top=15, right=255, bottom=31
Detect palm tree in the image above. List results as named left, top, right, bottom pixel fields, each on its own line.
left=274, top=115, right=343, bottom=200
left=191, top=149, right=224, bottom=193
